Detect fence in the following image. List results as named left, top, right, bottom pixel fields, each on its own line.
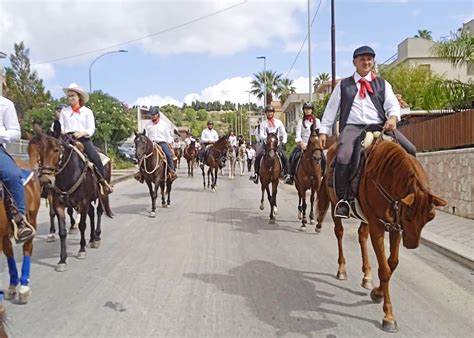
left=398, top=109, right=474, bottom=152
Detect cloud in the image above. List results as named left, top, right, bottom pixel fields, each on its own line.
left=0, top=0, right=306, bottom=64
left=134, top=94, right=182, bottom=108
left=32, top=63, right=55, bottom=80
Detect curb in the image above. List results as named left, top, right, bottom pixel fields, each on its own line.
left=110, top=173, right=135, bottom=185
left=420, top=230, right=474, bottom=270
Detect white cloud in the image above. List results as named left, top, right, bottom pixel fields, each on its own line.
left=134, top=94, right=182, bottom=108
left=0, top=0, right=307, bottom=64
left=32, top=63, right=55, bottom=80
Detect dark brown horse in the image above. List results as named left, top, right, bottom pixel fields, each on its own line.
left=173, top=146, right=182, bottom=169
left=200, top=135, right=228, bottom=191
left=36, top=132, right=113, bottom=272
left=0, top=158, right=41, bottom=307
left=134, top=131, right=173, bottom=217
left=295, top=123, right=323, bottom=231
left=183, top=140, right=197, bottom=177
left=316, top=137, right=446, bottom=332
left=258, top=131, right=281, bottom=224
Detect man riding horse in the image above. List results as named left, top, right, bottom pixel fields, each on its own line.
left=0, top=96, right=36, bottom=243
left=198, top=120, right=219, bottom=169
left=318, top=46, right=416, bottom=219
left=250, top=105, right=289, bottom=184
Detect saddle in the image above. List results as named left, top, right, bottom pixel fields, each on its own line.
left=68, top=141, right=111, bottom=167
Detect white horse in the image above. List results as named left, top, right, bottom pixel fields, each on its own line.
left=237, top=144, right=246, bottom=176
left=226, top=145, right=237, bottom=179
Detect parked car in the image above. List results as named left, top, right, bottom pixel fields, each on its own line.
left=117, top=143, right=137, bottom=163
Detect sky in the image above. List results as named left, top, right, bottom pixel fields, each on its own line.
left=1, top=0, right=472, bottom=107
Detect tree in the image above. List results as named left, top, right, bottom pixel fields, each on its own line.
left=415, top=29, right=433, bottom=40
left=313, top=72, right=331, bottom=92
left=197, top=109, right=209, bottom=121
left=250, top=70, right=283, bottom=105
left=431, top=29, right=474, bottom=68
left=279, top=78, right=296, bottom=104
left=5, top=42, right=52, bottom=120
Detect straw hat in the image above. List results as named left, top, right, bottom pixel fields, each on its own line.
left=63, top=83, right=89, bottom=104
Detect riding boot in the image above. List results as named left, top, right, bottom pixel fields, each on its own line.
left=94, top=167, right=113, bottom=194
left=285, top=154, right=298, bottom=185
left=3, top=193, right=35, bottom=244
left=334, top=163, right=351, bottom=218
left=168, top=170, right=177, bottom=182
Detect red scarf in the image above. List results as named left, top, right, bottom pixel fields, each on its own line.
left=303, top=114, right=314, bottom=128
left=71, top=105, right=81, bottom=115
left=267, top=117, right=275, bottom=128
left=358, top=71, right=376, bottom=99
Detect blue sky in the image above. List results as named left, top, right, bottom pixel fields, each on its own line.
left=1, top=0, right=472, bottom=106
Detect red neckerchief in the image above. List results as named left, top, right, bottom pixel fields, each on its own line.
left=358, top=71, right=376, bottom=99
left=303, top=114, right=314, bottom=128
left=267, top=117, right=275, bottom=128
left=71, top=105, right=81, bottom=115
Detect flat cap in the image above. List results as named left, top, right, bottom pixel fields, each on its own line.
left=353, top=46, right=376, bottom=59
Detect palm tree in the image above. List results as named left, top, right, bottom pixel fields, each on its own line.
left=278, top=78, right=296, bottom=104
left=415, top=29, right=433, bottom=40
left=313, top=72, right=331, bottom=92
left=250, top=70, right=283, bottom=106
left=432, top=29, right=473, bottom=68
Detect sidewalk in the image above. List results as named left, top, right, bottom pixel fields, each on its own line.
left=110, top=168, right=136, bottom=184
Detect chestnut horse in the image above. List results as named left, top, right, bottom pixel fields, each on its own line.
left=173, top=146, right=182, bottom=170
left=316, top=137, right=446, bottom=332
left=200, top=135, right=228, bottom=191
left=0, top=158, right=40, bottom=307
left=295, top=123, right=323, bottom=231
left=183, top=140, right=197, bottom=177
left=258, top=131, right=281, bottom=224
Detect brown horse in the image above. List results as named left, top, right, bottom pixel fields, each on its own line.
left=173, top=146, right=182, bottom=169
left=36, top=132, right=113, bottom=272
left=258, top=131, right=281, bottom=224
left=134, top=131, right=173, bottom=217
left=0, top=158, right=41, bottom=307
left=183, top=140, right=197, bottom=177
left=295, top=124, right=323, bottom=231
left=200, top=135, right=228, bottom=191
left=316, top=137, right=447, bottom=332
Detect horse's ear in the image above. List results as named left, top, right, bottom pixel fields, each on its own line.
left=401, top=193, right=415, bottom=207
left=142, top=129, right=146, bottom=135
left=134, top=130, right=138, bottom=137
left=431, top=194, right=448, bottom=207
left=33, top=123, right=44, bottom=138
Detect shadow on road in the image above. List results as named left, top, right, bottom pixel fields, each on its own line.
left=184, top=260, right=378, bottom=336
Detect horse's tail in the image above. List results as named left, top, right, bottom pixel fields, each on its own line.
left=100, top=193, right=114, bottom=218
left=316, top=175, right=330, bottom=223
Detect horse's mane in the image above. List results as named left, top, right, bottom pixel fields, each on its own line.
left=214, top=135, right=228, bottom=148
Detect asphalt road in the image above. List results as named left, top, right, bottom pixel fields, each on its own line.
left=2, top=166, right=473, bottom=337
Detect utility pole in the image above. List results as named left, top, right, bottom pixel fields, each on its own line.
left=308, top=0, right=313, bottom=102
left=331, top=0, right=336, bottom=90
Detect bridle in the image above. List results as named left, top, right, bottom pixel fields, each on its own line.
left=372, top=179, right=404, bottom=233
left=136, top=135, right=161, bottom=175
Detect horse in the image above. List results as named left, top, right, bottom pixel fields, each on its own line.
left=134, top=131, right=173, bottom=217
left=173, top=146, right=182, bottom=170
left=258, top=131, right=281, bottom=224
left=200, top=135, right=228, bottom=191
left=236, top=144, right=247, bottom=176
left=295, top=123, right=323, bottom=231
left=226, top=144, right=237, bottom=180
left=183, top=140, right=197, bottom=177
left=35, top=132, right=113, bottom=272
left=0, top=158, right=41, bottom=307
left=316, top=136, right=447, bottom=332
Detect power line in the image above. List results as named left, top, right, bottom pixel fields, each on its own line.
left=285, top=0, right=322, bottom=79
left=33, top=0, right=248, bottom=65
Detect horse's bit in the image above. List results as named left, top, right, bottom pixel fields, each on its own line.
left=372, top=179, right=404, bottom=233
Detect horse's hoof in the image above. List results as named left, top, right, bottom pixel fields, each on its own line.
left=91, top=240, right=101, bottom=249
left=87, top=241, right=93, bottom=248
left=298, top=212, right=302, bottom=220
left=361, top=277, right=373, bottom=290
left=68, top=228, right=78, bottom=235
left=18, top=285, right=32, bottom=304
left=259, top=204, right=264, bottom=211
left=46, top=233, right=57, bottom=242
left=149, top=211, right=156, bottom=218
left=299, top=225, right=307, bottom=232
left=77, top=251, right=87, bottom=259
left=55, top=263, right=67, bottom=272
left=381, top=319, right=399, bottom=333
left=269, top=219, right=275, bottom=224
left=162, top=204, right=168, bottom=208
left=370, top=288, right=384, bottom=303
left=310, top=219, right=315, bottom=225
left=212, top=188, right=216, bottom=192
left=4, top=285, right=17, bottom=300
left=273, top=207, right=278, bottom=215
left=336, top=271, right=347, bottom=280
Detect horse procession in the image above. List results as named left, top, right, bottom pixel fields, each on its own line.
left=0, top=48, right=454, bottom=335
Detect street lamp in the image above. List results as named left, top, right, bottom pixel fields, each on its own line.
left=307, top=0, right=312, bottom=102
left=89, top=49, right=127, bottom=92
left=256, top=56, right=266, bottom=107
left=245, top=90, right=252, bottom=144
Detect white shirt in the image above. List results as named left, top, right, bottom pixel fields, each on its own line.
left=0, top=96, right=21, bottom=144
left=295, top=117, right=321, bottom=144
left=185, top=136, right=196, bottom=145
left=320, top=72, right=400, bottom=136
left=145, top=120, right=174, bottom=143
left=60, top=106, right=96, bottom=137
left=259, top=118, right=288, bottom=144
left=172, top=141, right=181, bottom=148
left=229, top=135, right=237, bottom=147
left=201, top=128, right=219, bottom=143
left=246, top=148, right=256, bottom=160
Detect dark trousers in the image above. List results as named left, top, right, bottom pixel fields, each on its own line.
left=79, top=138, right=105, bottom=178
left=254, top=144, right=289, bottom=175
left=247, top=158, right=253, bottom=172
left=0, top=147, right=25, bottom=214
left=289, top=146, right=302, bottom=175
left=158, top=142, right=174, bottom=171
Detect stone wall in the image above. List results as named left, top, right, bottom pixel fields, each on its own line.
left=417, top=148, right=473, bottom=219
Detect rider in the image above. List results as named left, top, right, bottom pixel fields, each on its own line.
left=249, top=104, right=289, bottom=184
left=0, top=95, right=36, bottom=243
left=184, top=130, right=196, bottom=146
left=144, top=107, right=177, bottom=182
left=198, top=120, right=219, bottom=168
left=318, top=46, right=416, bottom=219
left=246, top=144, right=256, bottom=172
left=285, top=101, right=324, bottom=185
left=228, top=131, right=238, bottom=149
left=59, top=83, right=113, bottom=194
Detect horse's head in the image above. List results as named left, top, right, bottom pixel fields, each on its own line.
left=305, top=123, right=322, bottom=164
left=36, top=133, right=64, bottom=188
left=134, top=129, right=152, bottom=160
left=265, top=131, right=279, bottom=158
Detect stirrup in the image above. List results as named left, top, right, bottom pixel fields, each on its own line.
left=12, top=218, right=36, bottom=244
left=334, top=199, right=351, bottom=219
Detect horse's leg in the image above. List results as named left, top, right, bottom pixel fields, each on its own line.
left=201, top=166, right=206, bottom=189
left=212, top=167, right=218, bottom=191
left=47, top=203, right=57, bottom=241
left=298, top=195, right=303, bottom=220
left=259, top=184, right=265, bottom=211
left=160, top=180, right=167, bottom=207
left=77, top=208, right=88, bottom=259
left=300, top=190, right=307, bottom=231
left=55, top=204, right=68, bottom=271
left=3, top=236, right=19, bottom=300
left=266, top=184, right=274, bottom=223
left=309, top=186, right=316, bottom=225
left=166, top=181, right=172, bottom=206
left=18, top=238, right=34, bottom=303
left=68, top=207, right=78, bottom=234
left=146, top=180, right=156, bottom=217
left=92, top=202, right=103, bottom=248
left=87, top=204, right=95, bottom=247
left=332, top=206, right=347, bottom=280
left=359, top=222, right=373, bottom=289
left=369, top=223, right=399, bottom=333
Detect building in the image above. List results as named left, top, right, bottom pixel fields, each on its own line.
left=136, top=106, right=177, bottom=134
left=382, top=19, right=474, bottom=82
left=281, top=93, right=311, bottom=133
